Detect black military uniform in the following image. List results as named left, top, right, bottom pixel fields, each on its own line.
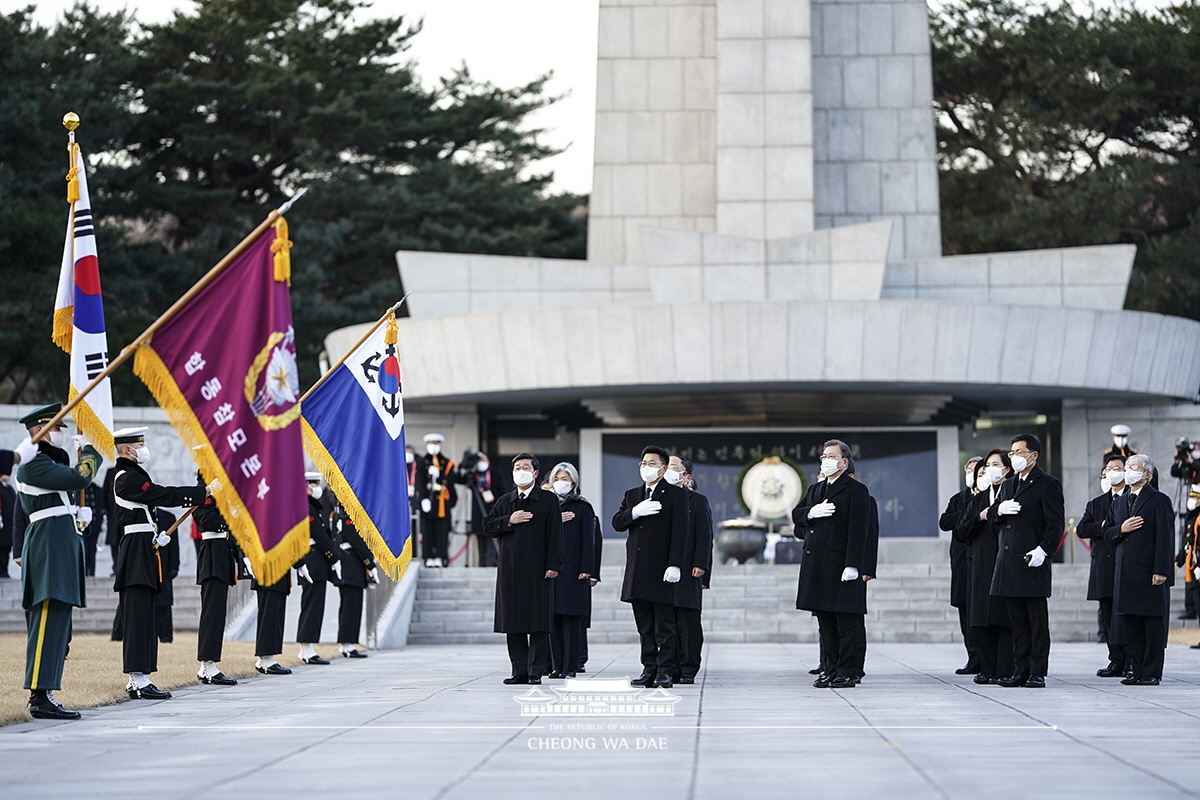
left=253, top=563, right=292, bottom=673
left=296, top=475, right=340, bottom=663
left=415, top=433, right=457, bottom=566
left=193, top=483, right=238, bottom=685
left=111, top=427, right=205, bottom=699
left=331, top=503, right=377, bottom=656
left=154, top=509, right=179, bottom=642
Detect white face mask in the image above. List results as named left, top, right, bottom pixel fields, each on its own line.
left=985, top=465, right=1005, bottom=484
left=426, top=443, right=440, bottom=455
left=1189, top=497, right=1199, bottom=511
left=1105, top=470, right=1125, bottom=487
left=406, top=451, right=414, bottom=464
left=1100, top=475, right=1111, bottom=493
left=1124, top=469, right=1144, bottom=486
left=1010, top=454, right=1029, bottom=474
left=965, top=470, right=976, bottom=488
left=664, top=468, right=684, bottom=485
left=47, top=429, right=67, bottom=449
left=1114, top=436, right=1128, bottom=448
left=135, top=445, right=152, bottom=466
left=640, top=465, right=662, bottom=484
left=476, top=461, right=489, bottom=473
left=513, top=469, right=534, bottom=488
left=553, top=480, right=572, bottom=496
left=308, top=484, right=323, bottom=500
left=975, top=475, right=990, bottom=492
left=820, top=458, right=840, bottom=477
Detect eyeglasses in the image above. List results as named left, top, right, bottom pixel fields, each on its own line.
left=1007, top=449, right=1031, bottom=458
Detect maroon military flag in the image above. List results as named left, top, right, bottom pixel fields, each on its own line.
left=133, top=217, right=308, bottom=584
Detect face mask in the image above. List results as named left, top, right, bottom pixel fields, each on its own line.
left=664, top=468, right=684, bottom=485
left=1189, top=497, right=1199, bottom=512
left=1105, top=470, right=1125, bottom=487
left=476, top=461, right=489, bottom=473
left=975, top=475, right=990, bottom=492
left=820, top=458, right=840, bottom=477
left=1010, top=454, right=1028, bottom=474
left=1114, top=436, right=1128, bottom=448
left=1192, top=449, right=1200, bottom=460
left=985, top=465, right=1005, bottom=484
left=47, top=429, right=67, bottom=449
left=1100, top=475, right=1111, bottom=493
left=135, top=445, right=152, bottom=466
left=640, top=465, right=662, bottom=484
left=406, top=451, right=414, bottom=464
left=309, top=484, right=323, bottom=500
left=965, top=470, right=976, bottom=488
left=426, top=443, right=440, bottom=455
left=553, top=480, right=572, bottom=496
left=1123, top=469, right=1144, bottom=486
left=513, top=469, right=534, bottom=487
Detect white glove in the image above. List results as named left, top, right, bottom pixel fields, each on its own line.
left=75, top=507, right=93, bottom=527
left=331, top=560, right=342, bottom=580
left=1025, top=546, right=1047, bottom=568
left=296, top=564, right=312, bottom=584
left=841, top=566, right=859, bottom=582
left=13, top=437, right=38, bottom=465
left=998, top=500, right=1022, bottom=516
left=807, top=501, right=836, bottom=520
left=155, top=532, right=171, bottom=548
left=408, top=484, right=415, bottom=497
left=663, top=566, right=681, bottom=583
left=368, top=567, right=380, bottom=585
left=1194, top=566, right=1199, bottom=581
left=428, top=466, right=440, bottom=480
left=631, top=499, right=662, bottom=519
left=420, top=498, right=432, bottom=514
left=206, top=478, right=222, bottom=495
left=243, top=556, right=255, bottom=576
left=71, top=434, right=89, bottom=452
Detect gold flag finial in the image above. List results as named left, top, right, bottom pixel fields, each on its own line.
left=62, top=112, right=80, bottom=133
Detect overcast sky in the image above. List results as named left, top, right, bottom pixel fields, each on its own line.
left=0, top=0, right=1183, bottom=195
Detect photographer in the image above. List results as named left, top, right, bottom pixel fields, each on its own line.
left=1170, top=437, right=1200, bottom=484
left=454, top=449, right=498, bottom=567
left=1171, top=437, right=1200, bottom=620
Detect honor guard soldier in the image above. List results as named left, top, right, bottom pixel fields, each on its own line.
left=251, top=558, right=293, bottom=675
left=193, top=473, right=238, bottom=685
left=111, top=427, right=205, bottom=700
left=16, top=403, right=100, bottom=720
left=296, top=472, right=340, bottom=664
left=416, top=433, right=457, bottom=567
left=331, top=502, right=378, bottom=658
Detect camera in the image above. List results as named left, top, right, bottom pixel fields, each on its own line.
left=459, top=449, right=482, bottom=472
left=1177, top=438, right=1193, bottom=459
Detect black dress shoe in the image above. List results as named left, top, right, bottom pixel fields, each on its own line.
left=528, top=676, right=542, bottom=685
left=128, top=683, right=172, bottom=700
left=503, top=675, right=529, bottom=685
left=575, top=666, right=586, bottom=673
left=812, top=673, right=832, bottom=688
left=997, top=673, right=1029, bottom=688
left=341, top=649, right=368, bottom=659
left=1136, top=677, right=1161, bottom=686
left=1191, top=643, right=1200, bottom=650
left=955, top=664, right=981, bottom=675
left=630, top=672, right=654, bottom=687
left=28, top=691, right=81, bottom=720
left=1097, top=663, right=1123, bottom=678
left=808, top=667, right=823, bottom=675
left=1120, top=676, right=1140, bottom=685
left=563, top=672, right=576, bottom=679
left=829, top=676, right=856, bottom=689
left=1022, top=675, right=1045, bottom=688
left=678, top=676, right=695, bottom=685
left=988, top=675, right=1004, bottom=684
left=973, top=673, right=994, bottom=685
left=547, top=671, right=565, bottom=679
left=653, top=674, right=672, bottom=688
left=303, top=655, right=331, bottom=665
left=255, top=663, right=292, bottom=675
left=199, top=672, right=238, bottom=686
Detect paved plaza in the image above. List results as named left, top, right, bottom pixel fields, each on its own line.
left=3, top=641, right=1198, bottom=799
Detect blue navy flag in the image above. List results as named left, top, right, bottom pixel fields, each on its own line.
left=301, top=309, right=413, bottom=578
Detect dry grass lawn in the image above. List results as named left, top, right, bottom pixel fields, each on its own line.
left=1168, top=625, right=1200, bottom=646
left=0, top=632, right=316, bottom=727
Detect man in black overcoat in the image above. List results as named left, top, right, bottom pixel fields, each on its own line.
left=987, top=434, right=1064, bottom=689
left=1076, top=455, right=1128, bottom=677
left=667, top=455, right=713, bottom=685
left=1104, top=454, right=1174, bottom=685
left=483, top=453, right=561, bottom=684
left=612, top=446, right=688, bottom=689
left=193, top=478, right=238, bottom=686
left=296, top=472, right=340, bottom=665
left=941, top=456, right=982, bottom=674
left=111, top=427, right=205, bottom=700
left=791, top=440, right=871, bottom=689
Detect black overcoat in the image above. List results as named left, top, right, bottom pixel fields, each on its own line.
left=940, top=487, right=973, bottom=608
left=484, top=484, right=562, bottom=633
left=1104, top=484, right=1175, bottom=617
left=987, top=466, right=1064, bottom=598
left=1076, top=489, right=1124, bottom=601
left=612, top=481, right=688, bottom=605
left=674, top=490, right=714, bottom=610
left=553, top=496, right=596, bottom=617
left=953, top=488, right=1010, bottom=628
left=791, top=474, right=871, bottom=614
left=300, top=495, right=340, bottom=582
left=331, top=509, right=375, bottom=589
left=112, top=458, right=204, bottom=593
left=194, top=494, right=238, bottom=586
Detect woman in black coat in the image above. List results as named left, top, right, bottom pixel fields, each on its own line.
left=546, top=462, right=596, bottom=679
left=953, top=450, right=1013, bottom=684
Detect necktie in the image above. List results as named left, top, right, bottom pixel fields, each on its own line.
left=645, top=486, right=653, bottom=500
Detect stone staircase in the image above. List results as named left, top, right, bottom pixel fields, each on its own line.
left=0, top=576, right=204, bottom=635
left=408, top=562, right=1189, bottom=645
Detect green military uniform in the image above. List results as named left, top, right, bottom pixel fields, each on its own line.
left=16, top=407, right=101, bottom=693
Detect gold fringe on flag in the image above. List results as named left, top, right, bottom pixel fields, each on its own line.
left=66, top=383, right=115, bottom=461
left=52, top=307, right=73, bottom=353
left=65, top=143, right=80, bottom=205
left=271, top=216, right=292, bottom=285
left=133, top=344, right=308, bottom=585
left=301, top=417, right=413, bottom=581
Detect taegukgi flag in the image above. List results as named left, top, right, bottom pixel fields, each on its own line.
left=301, top=308, right=413, bottom=579
left=53, top=144, right=115, bottom=459
left=132, top=215, right=309, bottom=585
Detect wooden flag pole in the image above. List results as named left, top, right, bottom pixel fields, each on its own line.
left=32, top=192, right=308, bottom=444
left=159, top=506, right=197, bottom=540
left=298, top=296, right=409, bottom=404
